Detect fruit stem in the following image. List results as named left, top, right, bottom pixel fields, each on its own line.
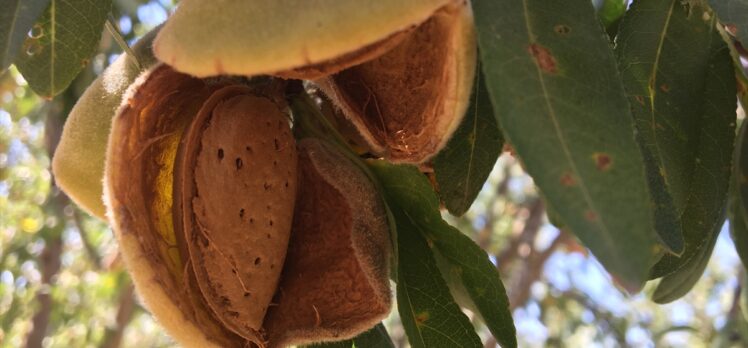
left=290, top=91, right=400, bottom=278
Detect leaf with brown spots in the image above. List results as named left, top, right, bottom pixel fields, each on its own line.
left=15, top=0, right=112, bottom=97
left=616, top=0, right=736, bottom=281
left=473, top=0, right=659, bottom=288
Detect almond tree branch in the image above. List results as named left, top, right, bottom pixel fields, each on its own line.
left=26, top=90, right=73, bottom=348
left=100, top=282, right=137, bottom=348
left=72, top=210, right=103, bottom=269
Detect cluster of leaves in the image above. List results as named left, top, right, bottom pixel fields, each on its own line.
left=5, top=0, right=748, bottom=346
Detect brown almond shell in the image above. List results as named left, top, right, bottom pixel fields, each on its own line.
left=174, top=86, right=298, bottom=343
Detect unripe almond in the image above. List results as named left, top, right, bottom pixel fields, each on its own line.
left=153, top=0, right=457, bottom=79
left=318, top=1, right=476, bottom=163
left=264, top=139, right=391, bottom=347
left=53, top=26, right=160, bottom=220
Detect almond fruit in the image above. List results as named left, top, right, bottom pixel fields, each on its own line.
left=105, top=65, right=390, bottom=347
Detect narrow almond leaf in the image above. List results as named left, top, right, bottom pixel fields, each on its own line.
left=737, top=114, right=748, bottom=233
left=434, top=68, right=504, bottom=216
left=731, top=120, right=748, bottom=268
left=651, top=227, right=718, bottom=304
left=710, top=0, right=748, bottom=45
left=304, top=341, right=353, bottom=348
left=742, top=273, right=748, bottom=321
left=391, top=212, right=481, bottom=348
left=616, top=0, right=726, bottom=259
left=371, top=162, right=516, bottom=348
left=370, top=162, right=482, bottom=348
left=14, top=0, right=112, bottom=97
left=730, top=187, right=748, bottom=270
left=0, top=0, right=50, bottom=73
left=472, top=0, right=658, bottom=287
left=353, top=324, right=395, bottom=348
left=615, top=0, right=737, bottom=278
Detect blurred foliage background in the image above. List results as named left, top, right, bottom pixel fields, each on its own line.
left=1, top=1, right=748, bottom=347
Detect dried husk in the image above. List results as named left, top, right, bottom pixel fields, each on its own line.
left=105, top=66, right=391, bottom=348
left=53, top=26, right=160, bottom=220
left=317, top=1, right=476, bottom=163
left=264, top=139, right=391, bottom=347
left=153, top=0, right=456, bottom=79
left=105, top=65, right=298, bottom=347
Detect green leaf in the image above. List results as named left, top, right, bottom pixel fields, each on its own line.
left=431, top=236, right=516, bottom=348
left=731, top=120, right=748, bottom=268
left=353, top=323, right=395, bottom=348
left=0, top=0, right=50, bottom=73
left=14, top=0, right=112, bottom=97
left=434, top=68, right=504, bottom=216
left=710, top=0, right=748, bottom=45
left=370, top=162, right=516, bottom=348
left=742, top=272, right=748, bottom=322
left=615, top=0, right=737, bottom=279
left=472, top=0, right=659, bottom=288
left=303, top=340, right=353, bottom=348
left=616, top=0, right=723, bottom=259
left=370, top=162, right=481, bottom=348
left=736, top=117, right=748, bottom=234
left=651, top=227, right=718, bottom=304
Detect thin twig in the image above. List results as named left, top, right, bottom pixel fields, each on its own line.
left=100, top=283, right=137, bottom=348
left=72, top=209, right=103, bottom=269
left=105, top=15, right=141, bottom=70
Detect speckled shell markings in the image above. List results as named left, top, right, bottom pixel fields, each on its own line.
left=175, top=86, right=298, bottom=343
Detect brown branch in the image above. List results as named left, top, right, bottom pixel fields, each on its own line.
left=496, top=199, right=545, bottom=273
left=508, top=231, right=569, bottom=311
left=100, top=283, right=137, bottom=348
left=72, top=209, right=103, bottom=269
left=25, top=213, right=64, bottom=348
left=26, top=94, right=71, bottom=348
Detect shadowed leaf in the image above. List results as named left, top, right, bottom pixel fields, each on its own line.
left=616, top=0, right=736, bottom=279
left=353, top=323, right=395, bottom=348
left=434, top=68, right=504, bottom=216
left=731, top=120, right=748, bottom=269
